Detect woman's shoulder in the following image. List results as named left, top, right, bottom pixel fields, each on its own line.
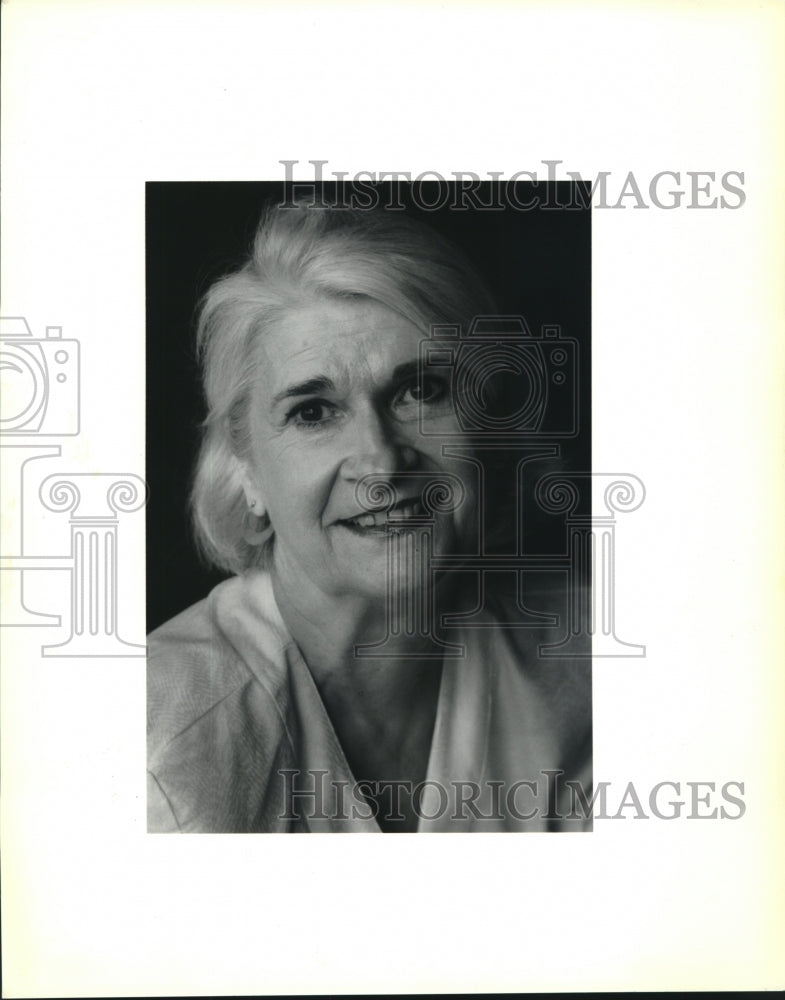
left=147, top=571, right=292, bottom=753
left=149, top=568, right=289, bottom=654
left=146, top=571, right=301, bottom=832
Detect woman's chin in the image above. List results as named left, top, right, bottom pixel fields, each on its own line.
left=332, top=563, right=431, bottom=606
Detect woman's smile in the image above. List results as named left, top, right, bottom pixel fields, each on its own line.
left=334, top=494, right=425, bottom=532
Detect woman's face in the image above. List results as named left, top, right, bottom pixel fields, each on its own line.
left=238, top=296, right=477, bottom=603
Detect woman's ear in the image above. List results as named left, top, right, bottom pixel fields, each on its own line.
left=232, top=456, right=267, bottom=516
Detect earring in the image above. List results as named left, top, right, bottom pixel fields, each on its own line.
left=243, top=504, right=274, bottom=546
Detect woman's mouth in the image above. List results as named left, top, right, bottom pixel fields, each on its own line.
left=338, top=498, right=424, bottom=532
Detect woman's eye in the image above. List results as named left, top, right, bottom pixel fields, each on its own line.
left=291, top=400, right=335, bottom=428
left=398, top=375, right=449, bottom=407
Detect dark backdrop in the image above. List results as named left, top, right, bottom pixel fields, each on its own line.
left=146, top=182, right=591, bottom=631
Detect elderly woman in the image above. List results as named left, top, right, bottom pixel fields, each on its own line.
left=147, top=202, right=591, bottom=833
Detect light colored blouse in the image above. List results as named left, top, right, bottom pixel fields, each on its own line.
left=147, top=570, right=592, bottom=833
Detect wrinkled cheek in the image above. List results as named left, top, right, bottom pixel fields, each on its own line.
left=458, top=501, right=480, bottom=552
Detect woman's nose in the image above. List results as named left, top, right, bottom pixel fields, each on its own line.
left=340, top=407, right=418, bottom=480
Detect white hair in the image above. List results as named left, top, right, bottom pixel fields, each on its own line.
left=191, top=201, right=496, bottom=574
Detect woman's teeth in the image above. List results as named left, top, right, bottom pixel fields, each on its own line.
left=345, top=499, right=423, bottom=528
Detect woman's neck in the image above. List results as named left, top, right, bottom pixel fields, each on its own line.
left=270, top=566, right=448, bottom=829
left=270, top=565, right=443, bottom=684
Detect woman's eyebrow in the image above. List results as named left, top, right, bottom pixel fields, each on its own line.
left=391, top=360, right=420, bottom=383
left=271, top=376, right=335, bottom=407
left=271, top=360, right=421, bottom=409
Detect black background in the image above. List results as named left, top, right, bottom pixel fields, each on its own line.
left=146, top=182, right=591, bottom=631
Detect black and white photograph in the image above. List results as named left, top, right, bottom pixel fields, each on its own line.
left=146, top=181, right=592, bottom=833
left=2, top=1, right=783, bottom=995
